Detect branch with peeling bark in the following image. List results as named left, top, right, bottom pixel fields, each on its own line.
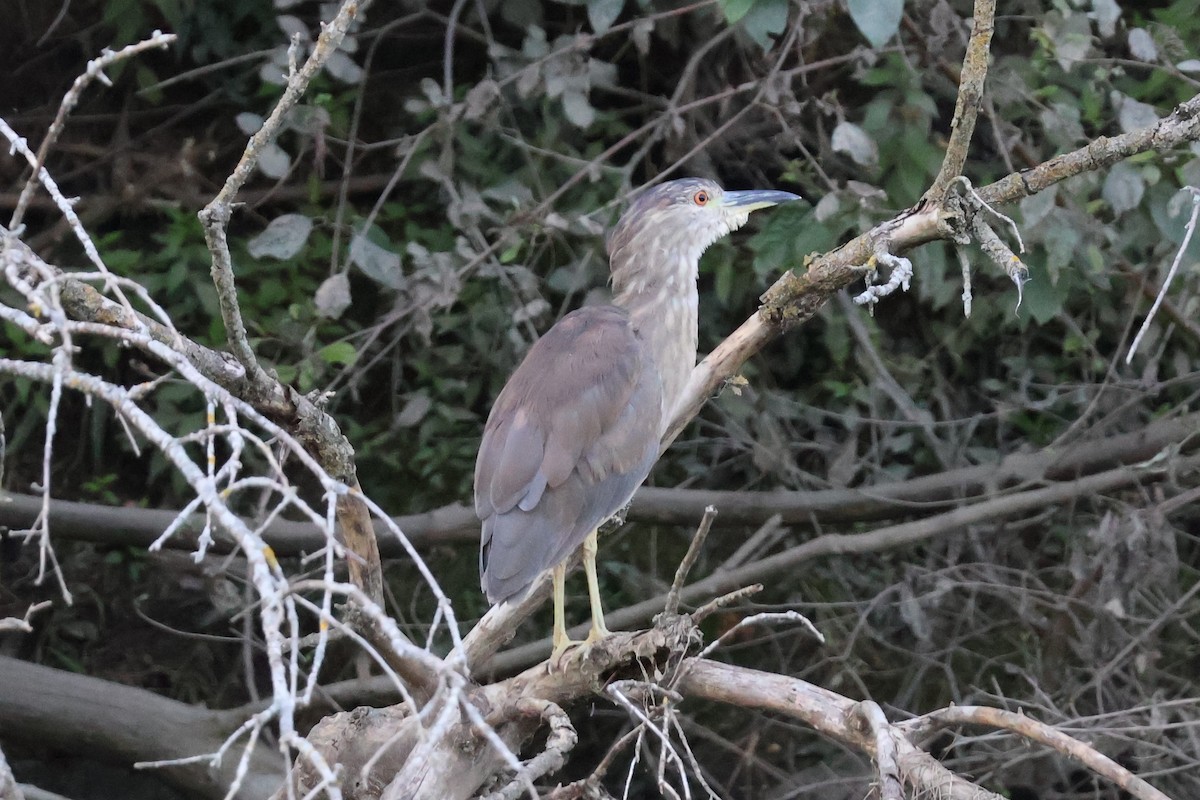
left=900, top=706, right=1172, bottom=800
left=299, top=602, right=1170, bottom=800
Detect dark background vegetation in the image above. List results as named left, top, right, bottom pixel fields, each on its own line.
left=2, top=0, right=1199, bottom=797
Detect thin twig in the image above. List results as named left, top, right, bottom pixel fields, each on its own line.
left=689, top=585, right=763, bottom=624
left=926, top=0, right=996, bottom=198
left=664, top=506, right=717, bottom=615
left=0, top=601, right=53, bottom=633
left=696, top=610, right=822, bottom=659
left=1127, top=188, right=1200, bottom=363
left=970, top=215, right=1029, bottom=311
left=199, top=0, right=371, bottom=377
left=10, top=31, right=177, bottom=231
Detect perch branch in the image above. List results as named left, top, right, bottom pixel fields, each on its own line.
left=979, top=92, right=1200, bottom=207
left=481, top=455, right=1197, bottom=676
left=850, top=701, right=904, bottom=800
left=664, top=89, right=1200, bottom=448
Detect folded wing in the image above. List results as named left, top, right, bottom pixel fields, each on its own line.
left=475, top=305, right=662, bottom=604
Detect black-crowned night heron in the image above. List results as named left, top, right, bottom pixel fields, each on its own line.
left=475, top=177, right=800, bottom=660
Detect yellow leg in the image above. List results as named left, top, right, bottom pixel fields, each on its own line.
left=583, top=529, right=612, bottom=643
left=550, top=564, right=580, bottom=664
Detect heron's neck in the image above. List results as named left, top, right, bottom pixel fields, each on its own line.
left=612, top=251, right=700, bottom=432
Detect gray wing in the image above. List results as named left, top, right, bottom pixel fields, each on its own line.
left=474, top=305, right=662, bottom=604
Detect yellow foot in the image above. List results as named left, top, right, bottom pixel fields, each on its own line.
left=549, top=625, right=614, bottom=670
left=585, top=622, right=612, bottom=645
left=549, top=637, right=585, bottom=671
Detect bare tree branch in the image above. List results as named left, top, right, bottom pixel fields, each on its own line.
left=0, top=656, right=279, bottom=800
left=665, top=89, right=1200, bottom=447
left=677, top=658, right=1008, bottom=800
left=926, top=0, right=995, bottom=199
left=481, top=455, right=1199, bottom=677
left=900, top=706, right=1173, bottom=800
left=3, top=408, right=1194, bottom=554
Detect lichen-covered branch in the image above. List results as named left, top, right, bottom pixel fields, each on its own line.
left=199, top=0, right=372, bottom=376
left=926, top=0, right=995, bottom=199
left=980, top=92, right=1200, bottom=207
left=665, top=89, right=1200, bottom=447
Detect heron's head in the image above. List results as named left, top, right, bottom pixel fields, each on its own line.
left=607, top=178, right=801, bottom=297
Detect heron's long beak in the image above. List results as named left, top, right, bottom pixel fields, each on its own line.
left=721, top=189, right=803, bottom=212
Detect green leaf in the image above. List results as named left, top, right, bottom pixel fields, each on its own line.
left=318, top=341, right=358, bottom=366
left=248, top=214, right=313, bottom=261
left=350, top=227, right=404, bottom=289
left=848, top=0, right=903, bottom=48
left=831, top=121, right=878, bottom=167
left=500, top=242, right=522, bottom=264
left=1102, top=161, right=1144, bottom=216
left=587, top=0, right=624, bottom=34
left=720, top=0, right=755, bottom=25
left=561, top=90, right=596, bottom=128
left=741, top=0, right=789, bottom=51
left=1019, top=259, right=1066, bottom=324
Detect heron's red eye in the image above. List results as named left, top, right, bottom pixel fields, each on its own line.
left=693, top=190, right=710, bottom=206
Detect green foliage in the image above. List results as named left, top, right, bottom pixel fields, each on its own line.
left=719, top=0, right=756, bottom=24
left=847, top=0, right=904, bottom=48
left=6, top=1, right=1200, bottom=793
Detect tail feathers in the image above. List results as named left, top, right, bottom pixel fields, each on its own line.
left=480, top=512, right=578, bottom=604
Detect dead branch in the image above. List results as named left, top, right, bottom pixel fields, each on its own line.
left=0, top=656, right=278, bottom=800
left=482, top=455, right=1199, bottom=677
left=664, top=505, right=717, bottom=615
left=0, top=601, right=51, bottom=633
left=926, top=0, right=995, bottom=199
left=194, top=0, right=386, bottom=610
left=677, top=658, right=1008, bottom=800
left=850, top=702, right=904, bottom=800
left=3, top=407, right=1194, bottom=555
left=900, top=706, right=1173, bottom=800
left=480, top=698, right=577, bottom=800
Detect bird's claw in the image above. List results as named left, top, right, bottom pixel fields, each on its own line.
left=548, top=624, right=614, bottom=671
left=549, top=637, right=585, bottom=671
